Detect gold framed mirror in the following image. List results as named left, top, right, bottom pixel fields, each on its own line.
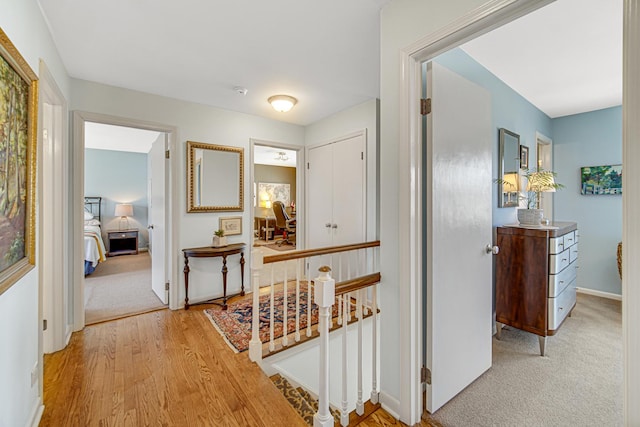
left=187, top=141, right=244, bottom=212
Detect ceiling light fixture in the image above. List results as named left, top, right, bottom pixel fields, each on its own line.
left=275, top=151, right=289, bottom=162
left=268, top=95, right=297, bottom=112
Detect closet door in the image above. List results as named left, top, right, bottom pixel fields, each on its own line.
left=307, top=132, right=366, bottom=251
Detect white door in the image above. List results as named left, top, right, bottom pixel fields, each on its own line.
left=307, top=142, right=334, bottom=249
left=149, top=134, right=168, bottom=303
left=425, top=62, right=493, bottom=413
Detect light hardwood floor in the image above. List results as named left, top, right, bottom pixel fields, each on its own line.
left=41, top=301, right=430, bottom=427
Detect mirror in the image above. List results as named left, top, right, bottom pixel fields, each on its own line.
left=187, top=141, right=244, bottom=212
left=498, top=128, right=521, bottom=208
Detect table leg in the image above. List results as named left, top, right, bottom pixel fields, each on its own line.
left=183, top=254, right=190, bottom=309
left=240, top=251, right=245, bottom=296
left=221, top=254, right=229, bottom=310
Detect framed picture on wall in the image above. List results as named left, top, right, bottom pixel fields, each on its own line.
left=520, top=145, right=529, bottom=169
left=580, top=165, right=622, bottom=195
left=219, top=216, right=242, bottom=235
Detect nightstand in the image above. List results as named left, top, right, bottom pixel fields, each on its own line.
left=107, top=229, right=139, bottom=256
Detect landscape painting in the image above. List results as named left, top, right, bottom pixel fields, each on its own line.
left=581, top=165, right=622, bottom=195
left=0, top=28, right=37, bottom=295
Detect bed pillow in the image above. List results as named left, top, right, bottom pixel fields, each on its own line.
left=84, top=219, right=101, bottom=227
left=84, top=209, right=94, bottom=220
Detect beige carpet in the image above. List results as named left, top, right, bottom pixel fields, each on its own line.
left=84, top=252, right=166, bottom=324
left=425, top=293, right=622, bottom=426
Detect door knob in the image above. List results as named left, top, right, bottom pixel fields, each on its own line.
left=325, top=223, right=332, bottom=228
left=332, top=224, right=338, bottom=229
left=486, top=244, right=499, bottom=255
left=148, top=225, right=154, bottom=229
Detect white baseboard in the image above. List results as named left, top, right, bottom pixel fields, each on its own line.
left=577, top=287, right=622, bottom=301
left=29, top=401, right=44, bottom=427
left=379, top=391, right=400, bottom=420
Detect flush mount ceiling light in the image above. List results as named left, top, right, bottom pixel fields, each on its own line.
left=274, top=151, right=289, bottom=161
left=268, top=95, right=297, bottom=112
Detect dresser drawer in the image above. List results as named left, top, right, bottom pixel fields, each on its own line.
left=548, top=280, right=576, bottom=331
left=549, top=261, right=577, bottom=297
left=563, top=231, right=576, bottom=248
left=549, top=248, right=571, bottom=274
left=549, top=236, right=565, bottom=255
left=110, top=231, right=137, bottom=239
left=569, top=243, right=579, bottom=263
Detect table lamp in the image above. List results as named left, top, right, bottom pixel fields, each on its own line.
left=114, top=203, right=133, bottom=230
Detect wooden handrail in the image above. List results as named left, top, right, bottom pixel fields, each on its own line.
left=262, top=240, right=380, bottom=264
left=335, top=273, right=381, bottom=296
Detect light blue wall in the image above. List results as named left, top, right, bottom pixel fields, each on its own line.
left=553, top=106, right=622, bottom=295
left=85, top=149, right=149, bottom=249
left=434, top=49, right=553, bottom=227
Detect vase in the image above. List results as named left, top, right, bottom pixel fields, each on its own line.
left=212, top=236, right=227, bottom=247
left=517, top=208, right=543, bottom=226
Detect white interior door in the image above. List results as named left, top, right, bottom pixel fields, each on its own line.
left=425, top=62, right=493, bottom=413
left=330, top=134, right=365, bottom=246
left=149, top=134, right=168, bottom=303
left=307, top=143, right=334, bottom=249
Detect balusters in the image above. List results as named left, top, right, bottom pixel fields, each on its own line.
left=283, top=262, right=289, bottom=347
left=295, top=259, right=301, bottom=342
left=307, top=258, right=312, bottom=337
left=340, top=291, right=349, bottom=427
left=371, top=284, right=379, bottom=403
left=356, top=289, right=364, bottom=415
left=249, top=248, right=264, bottom=362
left=269, top=264, right=275, bottom=352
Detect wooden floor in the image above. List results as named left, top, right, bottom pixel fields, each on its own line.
left=40, top=302, right=432, bottom=427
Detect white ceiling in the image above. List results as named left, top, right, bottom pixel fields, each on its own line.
left=84, top=122, right=161, bottom=153
left=461, top=0, right=622, bottom=118
left=40, top=0, right=621, bottom=138
left=38, top=0, right=387, bottom=127
left=254, top=146, right=297, bottom=167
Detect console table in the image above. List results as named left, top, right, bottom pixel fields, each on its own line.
left=182, top=243, right=245, bottom=310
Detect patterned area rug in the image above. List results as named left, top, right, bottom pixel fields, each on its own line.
left=204, top=286, right=337, bottom=353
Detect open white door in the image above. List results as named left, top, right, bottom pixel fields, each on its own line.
left=149, top=134, right=168, bottom=304
left=425, top=62, right=493, bottom=413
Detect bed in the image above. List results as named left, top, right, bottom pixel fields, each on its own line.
left=84, top=196, right=107, bottom=275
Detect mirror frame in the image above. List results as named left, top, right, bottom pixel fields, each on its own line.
left=498, top=128, right=521, bottom=208
left=187, top=141, right=244, bottom=212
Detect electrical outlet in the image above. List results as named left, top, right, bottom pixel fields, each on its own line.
left=31, top=362, right=38, bottom=387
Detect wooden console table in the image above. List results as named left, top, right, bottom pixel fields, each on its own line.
left=182, top=243, right=246, bottom=310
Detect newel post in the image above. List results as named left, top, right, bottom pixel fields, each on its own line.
left=249, top=248, right=264, bottom=362
left=314, top=266, right=335, bottom=427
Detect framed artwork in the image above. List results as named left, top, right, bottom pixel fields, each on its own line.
left=520, top=145, right=529, bottom=169
left=581, top=165, right=622, bottom=195
left=219, top=216, right=242, bottom=235
left=0, top=28, right=38, bottom=296
left=258, top=182, right=290, bottom=207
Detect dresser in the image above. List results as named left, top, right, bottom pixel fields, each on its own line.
left=495, top=221, right=578, bottom=356
left=107, top=229, right=139, bottom=256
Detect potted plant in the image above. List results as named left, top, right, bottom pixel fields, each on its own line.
left=517, top=168, right=564, bottom=225
left=212, top=229, right=227, bottom=247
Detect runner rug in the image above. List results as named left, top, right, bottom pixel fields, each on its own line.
left=204, top=286, right=338, bottom=353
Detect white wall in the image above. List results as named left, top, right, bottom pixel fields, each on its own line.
left=71, top=79, right=305, bottom=306
left=0, top=0, right=70, bottom=425
left=304, top=99, right=379, bottom=241
left=379, top=0, right=490, bottom=419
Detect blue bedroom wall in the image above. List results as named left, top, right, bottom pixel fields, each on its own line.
left=433, top=48, right=553, bottom=227
left=85, top=148, right=149, bottom=249
left=553, top=106, right=622, bottom=296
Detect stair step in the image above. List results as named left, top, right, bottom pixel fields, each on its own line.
left=296, top=387, right=340, bottom=423
left=270, top=374, right=316, bottom=425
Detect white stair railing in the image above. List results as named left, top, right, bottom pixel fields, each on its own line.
left=248, top=241, right=381, bottom=424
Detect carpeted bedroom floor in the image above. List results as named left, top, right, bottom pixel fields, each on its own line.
left=84, top=252, right=166, bottom=324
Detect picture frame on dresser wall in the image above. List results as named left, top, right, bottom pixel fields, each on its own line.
left=219, top=216, right=242, bottom=236
left=580, top=165, right=622, bottom=195
left=0, top=28, right=38, bottom=296
left=520, top=145, right=529, bottom=169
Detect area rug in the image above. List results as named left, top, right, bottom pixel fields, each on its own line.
left=263, top=243, right=296, bottom=252
left=204, top=287, right=338, bottom=353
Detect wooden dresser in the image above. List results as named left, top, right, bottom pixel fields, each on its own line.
left=495, top=221, right=578, bottom=355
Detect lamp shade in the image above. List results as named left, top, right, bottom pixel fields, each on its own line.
left=114, top=203, right=133, bottom=217
left=502, top=172, right=519, bottom=191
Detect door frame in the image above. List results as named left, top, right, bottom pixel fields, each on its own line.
left=249, top=139, right=305, bottom=249
left=536, top=131, right=553, bottom=219
left=71, top=111, right=179, bottom=330
left=38, top=60, right=69, bottom=357
left=397, top=0, right=556, bottom=423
